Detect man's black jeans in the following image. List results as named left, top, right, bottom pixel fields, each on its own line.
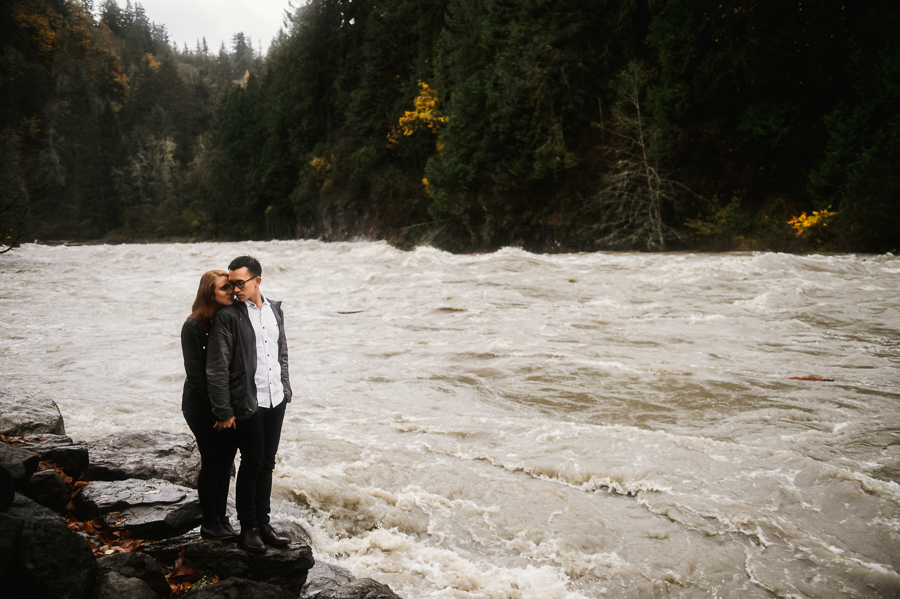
left=235, top=402, right=286, bottom=528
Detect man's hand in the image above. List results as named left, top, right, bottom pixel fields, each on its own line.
left=214, top=416, right=236, bottom=431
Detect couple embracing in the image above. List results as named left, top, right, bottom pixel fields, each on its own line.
left=180, top=255, right=292, bottom=553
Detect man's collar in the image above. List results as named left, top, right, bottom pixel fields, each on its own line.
left=244, top=295, right=269, bottom=309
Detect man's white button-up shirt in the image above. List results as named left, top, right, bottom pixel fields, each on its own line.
left=245, top=296, right=284, bottom=408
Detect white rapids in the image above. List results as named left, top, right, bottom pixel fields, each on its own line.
left=2, top=241, right=899, bottom=598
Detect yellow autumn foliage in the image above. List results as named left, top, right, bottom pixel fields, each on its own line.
left=13, top=0, right=62, bottom=56
left=788, top=206, right=837, bottom=236
left=309, top=156, right=333, bottom=189
left=387, top=81, right=447, bottom=147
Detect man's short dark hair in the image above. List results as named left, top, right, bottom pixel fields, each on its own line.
left=229, top=255, right=262, bottom=278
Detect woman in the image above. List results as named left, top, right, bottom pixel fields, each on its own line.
left=182, top=270, right=239, bottom=540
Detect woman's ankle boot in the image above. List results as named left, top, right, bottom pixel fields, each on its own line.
left=218, top=514, right=238, bottom=537
left=200, top=517, right=236, bottom=540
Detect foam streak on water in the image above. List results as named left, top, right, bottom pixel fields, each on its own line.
left=2, top=242, right=899, bottom=598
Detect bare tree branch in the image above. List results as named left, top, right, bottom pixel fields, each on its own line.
left=581, top=61, right=697, bottom=251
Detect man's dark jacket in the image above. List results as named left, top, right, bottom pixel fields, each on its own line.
left=206, top=298, right=292, bottom=422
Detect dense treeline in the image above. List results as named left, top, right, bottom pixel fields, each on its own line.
left=0, top=0, right=258, bottom=247
left=2, top=0, right=898, bottom=253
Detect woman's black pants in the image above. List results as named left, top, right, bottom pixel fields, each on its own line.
left=184, top=412, right=238, bottom=524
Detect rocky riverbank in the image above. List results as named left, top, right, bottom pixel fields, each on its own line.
left=0, top=389, right=401, bottom=598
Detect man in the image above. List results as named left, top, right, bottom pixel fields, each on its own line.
left=207, top=255, right=293, bottom=552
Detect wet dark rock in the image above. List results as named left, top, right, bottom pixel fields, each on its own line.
left=85, top=430, right=201, bottom=488
left=334, top=578, right=401, bottom=599
left=301, top=562, right=355, bottom=598
left=4, top=494, right=98, bottom=599
left=0, top=388, right=66, bottom=436
left=20, top=434, right=89, bottom=479
left=315, top=578, right=402, bottom=599
left=97, top=551, right=170, bottom=597
left=144, top=531, right=315, bottom=594
left=0, top=465, right=13, bottom=511
left=27, top=468, right=69, bottom=512
left=73, top=478, right=201, bottom=540
left=0, top=512, right=24, bottom=578
left=188, top=577, right=295, bottom=599
left=0, top=395, right=405, bottom=599
left=92, top=571, right=157, bottom=599
left=0, top=442, right=40, bottom=488
left=274, top=517, right=313, bottom=546
left=74, top=529, right=104, bottom=552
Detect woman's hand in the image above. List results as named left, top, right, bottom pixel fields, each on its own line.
left=214, top=416, right=236, bottom=430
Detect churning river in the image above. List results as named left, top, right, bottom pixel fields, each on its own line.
left=2, top=242, right=900, bottom=598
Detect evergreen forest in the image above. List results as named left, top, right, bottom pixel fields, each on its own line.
left=2, top=0, right=898, bottom=253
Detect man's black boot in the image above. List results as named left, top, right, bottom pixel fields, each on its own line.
left=238, top=527, right=267, bottom=553
left=259, top=522, right=290, bottom=546
left=200, top=518, right=236, bottom=541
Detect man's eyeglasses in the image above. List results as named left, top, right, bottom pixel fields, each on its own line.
left=219, top=282, right=234, bottom=292
left=230, top=276, right=258, bottom=289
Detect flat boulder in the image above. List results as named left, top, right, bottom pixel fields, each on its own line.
left=189, top=577, right=295, bottom=599
left=27, top=469, right=69, bottom=512
left=315, top=579, right=402, bottom=599
left=0, top=442, right=40, bottom=487
left=86, top=430, right=201, bottom=488
left=0, top=389, right=66, bottom=437
left=93, top=571, right=158, bottom=599
left=301, top=562, right=355, bottom=598
left=20, top=434, right=89, bottom=479
left=73, top=478, right=201, bottom=540
left=2, top=494, right=97, bottom=599
left=144, top=532, right=315, bottom=594
left=96, top=551, right=170, bottom=597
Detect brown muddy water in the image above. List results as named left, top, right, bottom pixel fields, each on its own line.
left=2, top=242, right=899, bottom=598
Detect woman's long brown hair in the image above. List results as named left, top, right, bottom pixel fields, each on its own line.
left=187, top=269, right=230, bottom=330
